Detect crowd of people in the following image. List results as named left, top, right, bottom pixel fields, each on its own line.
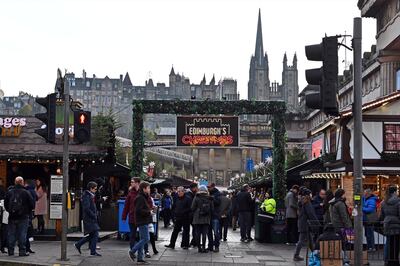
left=0, top=176, right=48, bottom=256
left=3, top=174, right=400, bottom=266
left=284, top=184, right=400, bottom=266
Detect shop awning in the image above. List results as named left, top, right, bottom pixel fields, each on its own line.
left=303, top=172, right=344, bottom=179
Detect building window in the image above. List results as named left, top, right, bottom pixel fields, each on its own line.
left=384, top=124, right=400, bottom=151
left=396, top=69, right=400, bottom=91
left=86, top=81, right=90, bottom=87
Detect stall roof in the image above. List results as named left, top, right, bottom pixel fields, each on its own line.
left=83, top=163, right=131, bottom=179
left=150, top=175, right=193, bottom=188
left=287, top=158, right=324, bottom=178
left=0, top=116, right=105, bottom=160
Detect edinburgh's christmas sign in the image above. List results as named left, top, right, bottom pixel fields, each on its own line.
left=176, top=116, right=239, bottom=147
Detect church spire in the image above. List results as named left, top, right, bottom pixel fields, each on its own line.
left=293, top=53, right=297, bottom=68
left=169, top=65, right=175, bottom=76
left=255, top=8, right=264, bottom=67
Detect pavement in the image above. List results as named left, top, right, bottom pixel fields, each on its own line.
left=0, top=226, right=383, bottom=266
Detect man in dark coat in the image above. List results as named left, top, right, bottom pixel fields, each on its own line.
left=219, top=191, right=232, bottom=242
left=293, top=188, right=318, bottom=261
left=122, top=177, right=141, bottom=249
left=236, top=184, right=253, bottom=242
left=24, top=180, right=37, bottom=254
left=74, top=182, right=101, bottom=256
left=312, top=189, right=326, bottom=222
left=5, top=176, right=34, bottom=256
left=207, top=183, right=221, bottom=252
left=186, top=183, right=198, bottom=247
left=165, top=186, right=192, bottom=249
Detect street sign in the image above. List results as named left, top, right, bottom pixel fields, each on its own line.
left=176, top=116, right=239, bottom=147
left=50, top=175, right=63, bottom=219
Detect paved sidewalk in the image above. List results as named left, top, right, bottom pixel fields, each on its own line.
left=0, top=226, right=383, bottom=265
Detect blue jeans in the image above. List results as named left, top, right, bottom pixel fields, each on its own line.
left=131, top=225, right=149, bottom=260
left=128, top=223, right=137, bottom=250
left=364, top=225, right=375, bottom=249
left=207, top=219, right=220, bottom=249
left=8, top=218, right=29, bottom=255
left=75, top=230, right=99, bottom=255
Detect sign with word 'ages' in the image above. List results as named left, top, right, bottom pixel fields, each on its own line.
left=176, top=116, right=239, bottom=147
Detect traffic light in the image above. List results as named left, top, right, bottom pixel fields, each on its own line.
left=74, top=110, right=91, bottom=143
left=305, top=36, right=339, bottom=116
left=35, top=93, right=57, bottom=143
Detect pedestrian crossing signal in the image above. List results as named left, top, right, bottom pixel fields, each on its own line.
left=74, top=111, right=91, bottom=143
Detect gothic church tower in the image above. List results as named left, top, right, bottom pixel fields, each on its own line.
left=248, top=9, right=270, bottom=100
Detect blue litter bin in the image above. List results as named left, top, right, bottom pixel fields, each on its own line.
left=118, top=199, right=130, bottom=239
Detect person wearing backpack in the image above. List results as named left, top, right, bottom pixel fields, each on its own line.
left=4, top=176, right=34, bottom=256
left=191, top=185, right=213, bottom=253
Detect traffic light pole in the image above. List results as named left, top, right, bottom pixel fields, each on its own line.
left=61, top=81, right=70, bottom=261
left=353, top=17, right=363, bottom=266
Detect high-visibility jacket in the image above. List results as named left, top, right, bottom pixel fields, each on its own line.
left=261, top=198, right=276, bottom=215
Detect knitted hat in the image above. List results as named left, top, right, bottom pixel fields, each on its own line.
left=199, top=185, right=208, bottom=192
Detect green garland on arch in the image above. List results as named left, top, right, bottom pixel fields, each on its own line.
left=131, top=99, right=286, bottom=193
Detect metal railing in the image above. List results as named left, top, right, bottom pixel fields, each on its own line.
left=306, top=221, right=394, bottom=265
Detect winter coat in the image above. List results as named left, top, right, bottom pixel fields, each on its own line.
left=285, top=190, right=298, bottom=219
left=122, top=187, right=139, bottom=225
left=4, top=184, right=34, bottom=220
left=34, top=186, right=48, bottom=215
left=362, top=195, right=377, bottom=223
left=329, top=198, right=352, bottom=229
left=235, top=190, right=253, bottom=213
left=185, top=190, right=196, bottom=222
left=312, top=195, right=324, bottom=221
left=297, top=196, right=318, bottom=233
left=161, top=195, right=173, bottom=210
left=172, top=194, right=192, bottom=220
left=231, top=195, right=238, bottom=216
left=209, top=188, right=221, bottom=219
left=191, top=191, right=213, bottom=225
left=81, top=190, right=100, bottom=234
left=219, top=196, right=232, bottom=218
left=261, top=198, right=277, bottom=215
left=134, top=192, right=152, bottom=226
left=380, top=195, right=400, bottom=236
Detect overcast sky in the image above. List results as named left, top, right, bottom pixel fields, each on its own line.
left=0, top=0, right=376, bottom=99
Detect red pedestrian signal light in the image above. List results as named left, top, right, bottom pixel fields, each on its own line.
left=79, top=114, right=86, bottom=124
left=74, top=111, right=91, bottom=143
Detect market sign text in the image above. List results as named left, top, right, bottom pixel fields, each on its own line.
left=0, top=117, right=26, bottom=137
left=176, top=116, right=239, bottom=147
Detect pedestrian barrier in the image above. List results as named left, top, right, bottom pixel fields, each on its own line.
left=306, top=221, right=392, bottom=266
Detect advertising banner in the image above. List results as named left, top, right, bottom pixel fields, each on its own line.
left=176, top=116, right=239, bottom=147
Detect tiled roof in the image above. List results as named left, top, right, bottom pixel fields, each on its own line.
left=0, top=116, right=105, bottom=159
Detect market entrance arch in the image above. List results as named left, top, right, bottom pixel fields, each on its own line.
left=131, top=99, right=286, bottom=200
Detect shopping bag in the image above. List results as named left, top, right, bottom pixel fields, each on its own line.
left=308, top=251, right=321, bottom=266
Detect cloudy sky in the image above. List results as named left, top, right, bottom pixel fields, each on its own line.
left=0, top=0, right=376, bottom=98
